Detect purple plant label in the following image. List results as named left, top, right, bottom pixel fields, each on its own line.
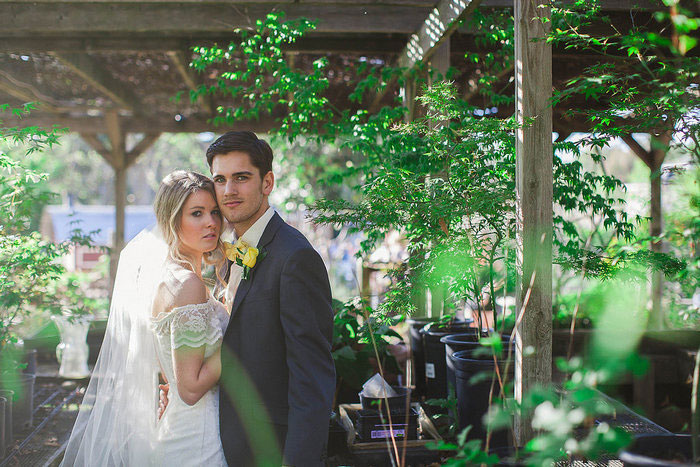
left=371, top=429, right=406, bottom=439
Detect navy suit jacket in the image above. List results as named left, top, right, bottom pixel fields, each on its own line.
left=218, top=212, right=335, bottom=466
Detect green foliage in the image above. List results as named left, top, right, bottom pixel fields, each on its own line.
left=428, top=426, right=500, bottom=466
left=551, top=0, right=700, bottom=164
left=0, top=105, right=94, bottom=358
left=664, top=167, right=700, bottom=326
left=189, top=12, right=656, bottom=331
left=187, top=9, right=695, bottom=463
left=331, top=298, right=402, bottom=393
left=46, top=270, right=109, bottom=318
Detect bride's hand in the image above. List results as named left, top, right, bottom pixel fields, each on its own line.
left=158, top=383, right=170, bottom=420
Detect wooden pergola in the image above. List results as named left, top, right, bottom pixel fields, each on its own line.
left=0, top=0, right=672, bottom=443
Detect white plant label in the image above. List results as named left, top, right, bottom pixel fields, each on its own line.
left=425, top=362, right=435, bottom=379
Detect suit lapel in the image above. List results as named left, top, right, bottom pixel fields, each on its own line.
left=228, top=213, right=285, bottom=319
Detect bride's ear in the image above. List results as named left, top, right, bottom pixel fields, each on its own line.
left=262, top=171, right=274, bottom=195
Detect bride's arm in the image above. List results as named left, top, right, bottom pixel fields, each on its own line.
left=173, top=346, right=221, bottom=406
left=168, top=274, right=222, bottom=406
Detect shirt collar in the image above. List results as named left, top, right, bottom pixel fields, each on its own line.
left=224, top=206, right=275, bottom=247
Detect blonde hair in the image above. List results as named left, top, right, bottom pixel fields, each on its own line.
left=154, top=170, right=225, bottom=282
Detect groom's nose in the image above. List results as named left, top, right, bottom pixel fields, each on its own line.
left=224, top=179, right=237, bottom=195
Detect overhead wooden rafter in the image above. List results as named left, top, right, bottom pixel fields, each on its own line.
left=51, top=52, right=140, bottom=112
left=8, top=113, right=276, bottom=134
left=0, top=70, right=66, bottom=113
left=166, top=51, right=216, bottom=116
left=398, top=0, right=482, bottom=70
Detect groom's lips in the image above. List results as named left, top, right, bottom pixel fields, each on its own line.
left=223, top=200, right=242, bottom=208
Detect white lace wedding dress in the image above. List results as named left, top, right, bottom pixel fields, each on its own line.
left=150, top=295, right=230, bottom=466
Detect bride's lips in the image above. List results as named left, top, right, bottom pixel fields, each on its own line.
left=203, top=232, right=217, bottom=239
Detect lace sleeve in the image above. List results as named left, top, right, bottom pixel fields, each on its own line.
left=168, top=302, right=224, bottom=350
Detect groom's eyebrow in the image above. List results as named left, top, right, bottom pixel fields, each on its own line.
left=213, top=170, right=254, bottom=177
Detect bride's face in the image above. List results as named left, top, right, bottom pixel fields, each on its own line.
left=177, top=190, right=221, bottom=256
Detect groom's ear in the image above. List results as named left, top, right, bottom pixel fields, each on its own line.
left=262, top=171, right=274, bottom=195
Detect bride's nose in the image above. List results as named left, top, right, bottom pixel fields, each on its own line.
left=205, top=213, right=216, bottom=227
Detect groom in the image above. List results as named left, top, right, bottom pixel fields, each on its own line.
left=208, top=131, right=335, bottom=467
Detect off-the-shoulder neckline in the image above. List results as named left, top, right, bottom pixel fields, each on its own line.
left=151, top=297, right=217, bottom=323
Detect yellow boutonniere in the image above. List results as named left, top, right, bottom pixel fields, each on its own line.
left=223, top=240, right=266, bottom=280
left=223, top=239, right=249, bottom=262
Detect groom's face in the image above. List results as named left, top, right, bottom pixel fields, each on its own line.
left=210, top=151, right=274, bottom=233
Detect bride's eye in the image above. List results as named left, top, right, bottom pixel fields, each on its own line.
left=191, top=210, right=202, bottom=217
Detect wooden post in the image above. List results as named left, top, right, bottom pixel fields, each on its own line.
left=429, top=39, right=450, bottom=317
left=105, top=111, right=127, bottom=290
left=649, top=135, right=669, bottom=329
left=622, top=133, right=670, bottom=329
left=514, top=0, right=553, bottom=444
left=81, top=115, right=160, bottom=293
left=401, top=78, right=417, bottom=123
left=430, top=38, right=450, bottom=82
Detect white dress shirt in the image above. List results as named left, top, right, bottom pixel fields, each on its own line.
left=223, top=206, right=275, bottom=311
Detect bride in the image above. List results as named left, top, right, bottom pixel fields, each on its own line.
left=62, top=171, right=228, bottom=466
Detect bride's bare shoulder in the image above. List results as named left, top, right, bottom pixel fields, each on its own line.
left=152, top=264, right=207, bottom=317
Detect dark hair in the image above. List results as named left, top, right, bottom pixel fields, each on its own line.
left=205, top=131, right=273, bottom=178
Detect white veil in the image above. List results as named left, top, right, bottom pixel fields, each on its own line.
left=62, top=226, right=167, bottom=466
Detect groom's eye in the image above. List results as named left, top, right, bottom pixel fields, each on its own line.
left=213, top=176, right=225, bottom=183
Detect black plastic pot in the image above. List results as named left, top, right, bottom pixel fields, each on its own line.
left=619, top=434, right=694, bottom=466
left=442, top=332, right=512, bottom=399
left=9, top=374, right=35, bottom=430
left=0, top=389, right=13, bottom=449
left=421, top=321, right=474, bottom=401
left=327, top=412, right=349, bottom=457
left=407, top=317, right=438, bottom=398
left=22, top=349, right=37, bottom=376
left=359, top=386, right=412, bottom=413
left=490, top=446, right=525, bottom=466
left=452, top=349, right=514, bottom=447
left=0, top=397, right=5, bottom=459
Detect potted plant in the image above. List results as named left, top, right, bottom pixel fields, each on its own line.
left=331, top=298, right=403, bottom=407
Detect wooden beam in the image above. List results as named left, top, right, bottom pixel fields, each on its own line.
left=429, top=37, right=451, bottom=79
left=0, top=0, right=433, bottom=4
left=0, top=0, right=667, bottom=8
left=0, top=3, right=436, bottom=36
left=80, top=133, right=117, bottom=167
left=102, top=110, right=127, bottom=291
left=0, top=70, right=63, bottom=113
left=0, top=34, right=413, bottom=54
left=621, top=134, right=653, bottom=168
left=126, top=132, right=160, bottom=166
left=166, top=51, right=215, bottom=116
left=51, top=52, right=139, bottom=111
left=105, top=110, right=125, bottom=168
left=398, top=0, right=481, bottom=70
left=5, top=113, right=277, bottom=134
left=648, top=133, right=670, bottom=329
left=514, top=0, right=553, bottom=444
